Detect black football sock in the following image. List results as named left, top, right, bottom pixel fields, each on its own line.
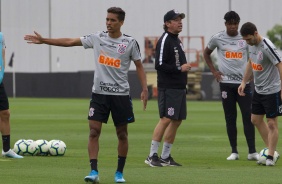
left=267, top=155, right=273, bottom=160
left=117, top=156, right=126, bottom=173
left=2, top=135, right=10, bottom=152
left=90, top=159, right=98, bottom=172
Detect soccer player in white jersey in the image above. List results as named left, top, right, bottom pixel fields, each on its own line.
left=0, top=33, right=23, bottom=159
left=238, top=22, right=282, bottom=166
left=24, top=7, right=148, bottom=183
left=204, top=11, right=258, bottom=161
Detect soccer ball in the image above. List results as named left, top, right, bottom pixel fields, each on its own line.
left=47, top=139, right=59, bottom=148
left=35, top=139, right=49, bottom=156
left=258, top=148, right=280, bottom=165
left=22, top=141, right=39, bottom=156
left=13, top=139, right=38, bottom=156
left=26, top=139, right=34, bottom=143
left=13, top=139, right=26, bottom=155
left=49, top=140, right=66, bottom=156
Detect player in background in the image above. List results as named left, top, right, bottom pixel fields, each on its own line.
left=24, top=7, right=148, bottom=183
left=145, top=9, right=191, bottom=167
left=238, top=22, right=282, bottom=166
left=203, top=11, right=258, bottom=161
left=0, top=32, right=23, bottom=159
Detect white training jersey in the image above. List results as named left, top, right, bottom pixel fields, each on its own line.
left=247, top=37, right=282, bottom=95
left=207, top=30, right=248, bottom=84
left=80, top=31, right=141, bottom=95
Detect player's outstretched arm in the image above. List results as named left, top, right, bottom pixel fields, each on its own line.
left=24, top=31, right=82, bottom=47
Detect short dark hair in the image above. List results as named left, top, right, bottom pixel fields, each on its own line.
left=107, top=7, right=125, bottom=21
left=224, top=11, right=240, bottom=23
left=240, top=22, right=257, bottom=36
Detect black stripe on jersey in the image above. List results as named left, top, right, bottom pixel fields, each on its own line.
left=123, top=34, right=131, bottom=37
left=263, top=39, right=281, bottom=63
left=133, top=40, right=141, bottom=55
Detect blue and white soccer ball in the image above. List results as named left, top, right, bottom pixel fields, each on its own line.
left=13, top=139, right=38, bottom=156
left=35, top=139, right=49, bottom=156
left=13, top=139, right=26, bottom=155
left=258, top=148, right=280, bottom=165
left=49, top=140, right=66, bottom=156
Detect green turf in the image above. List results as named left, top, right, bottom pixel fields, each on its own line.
left=1, top=98, right=281, bottom=184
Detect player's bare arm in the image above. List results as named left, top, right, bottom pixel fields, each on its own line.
left=134, top=60, right=148, bottom=111
left=203, top=47, right=223, bottom=81
left=238, top=60, right=252, bottom=96
left=24, top=31, right=82, bottom=47
left=275, top=61, right=282, bottom=99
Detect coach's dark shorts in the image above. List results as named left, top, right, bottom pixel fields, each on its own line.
left=252, top=90, right=282, bottom=118
left=158, top=88, right=187, bottom=120
left=88, top=93, right=135, bottom=126
left=0, top=83, right=9, bottom=111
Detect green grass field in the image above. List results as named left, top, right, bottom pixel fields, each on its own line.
left=1, top=98, right=282, bottom=184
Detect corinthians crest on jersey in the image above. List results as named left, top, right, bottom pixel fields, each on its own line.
left=117, top=44, right=127, bottom=54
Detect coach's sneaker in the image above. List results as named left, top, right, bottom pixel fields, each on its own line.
left=84, top=170, right=99, bottom=183
left=115, top=171, right=125, bottom=183
left=227, top=153, right=239, bottom=160
left=248, top=152, right=259, bottom=161
left=2, top=149, right=23, bottom=158
left=145, top=153, right=163, bottom=167
left=266, top=159, right=275, bottom=166
left=160, top=155, right=182, bottom=166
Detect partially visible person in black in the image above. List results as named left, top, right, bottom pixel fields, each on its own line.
left=145, top=9, right=191, bottom=167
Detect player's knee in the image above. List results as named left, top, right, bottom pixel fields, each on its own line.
left=117, top=131, right=128, bottom=141
left=0, top=110, right=10, bottom=121
left=89, top=128, right=101, bottom=139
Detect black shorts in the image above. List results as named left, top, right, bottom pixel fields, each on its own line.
left=88, top=93, right=135, bottom=126
left=158, top=88, right=187, bottom=120
left=0, top=83, right=9, bottom=111
left=252, top=90, right=282, bottom=118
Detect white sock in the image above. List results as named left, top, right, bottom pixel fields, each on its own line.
left=149, top=140, right=160, bottom=157
left=161, top=142, right=172, bottom=159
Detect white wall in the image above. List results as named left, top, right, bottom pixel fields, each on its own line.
left=1, top=0, right=282, bottom=73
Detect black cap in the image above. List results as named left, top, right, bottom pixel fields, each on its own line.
left=164, top=9, right=185, bottom=23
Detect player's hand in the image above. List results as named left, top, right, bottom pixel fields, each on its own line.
left=238, top=83, right=246, bottom=96
left=141, top=89, right=148, bottom=111
left=24, top=31, right=43, bottom=44
left=181, top=63, right=191, bottom=72
left=212, top=71, right=223, bottom=82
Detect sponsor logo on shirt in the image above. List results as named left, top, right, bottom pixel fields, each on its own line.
left=98, top=54, right=121, bottom=68
left=99, top=81, right=120, bottom=93
left=100, top=43, right=116, bottom=48
left=225, top=51, right=243, bottom=59
left=251, top=62, right=263, bottom=71
left=225, top=74, right=243, bottom=81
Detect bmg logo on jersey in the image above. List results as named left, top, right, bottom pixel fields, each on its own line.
left=251, top=62, right=263, bottom=71
left=225, top=51, right=243, bottom=59
left=99, top=54, right=121, bottom=68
